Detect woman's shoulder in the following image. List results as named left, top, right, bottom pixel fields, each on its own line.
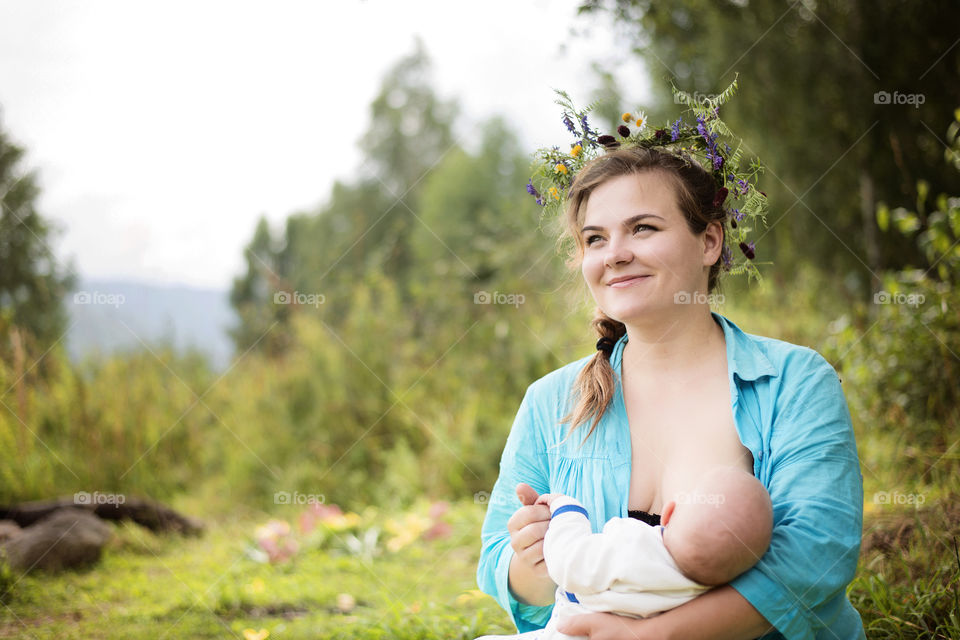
left=717, top=313, right=838, bottom=382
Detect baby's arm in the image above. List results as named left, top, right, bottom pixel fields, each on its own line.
left=541, top=496, right=646, bottom=595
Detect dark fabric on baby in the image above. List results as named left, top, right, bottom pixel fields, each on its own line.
left=627, top=509, right=662, bottom=527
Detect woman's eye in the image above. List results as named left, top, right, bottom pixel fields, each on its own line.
left=585, top=234, right=602, bottom=245
left=634, top=223, right=655, bottom=233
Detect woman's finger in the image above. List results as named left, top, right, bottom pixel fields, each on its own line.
left=507, top=504, right=550, bottom=535
left=510, top=518, right=549, bottom=555
left=515, top=482, right=539, bottom=506
left=516, top=537, right=545, bottom=567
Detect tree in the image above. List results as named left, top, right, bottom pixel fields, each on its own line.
left=0, top=117, right=75, bottom=358
left=578, top=0, right=960, bottom=291
left=229, top=40, right=461, bottom=354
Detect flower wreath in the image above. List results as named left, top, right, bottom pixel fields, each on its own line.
left=527, top=75, right=770, bottom=281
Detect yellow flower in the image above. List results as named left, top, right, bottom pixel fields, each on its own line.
left=385, top=512, right=432, bottom=552
left=456, top=589, right=490, bottom=606
left=244, top=577, right=266, bottom=594
left=548, top=187, right=560, bottom=200
left=325, top=512, right=362, bottom=531
left=621, top=112, right=632, bottom=123
left=243, top=629, right=269, bottom=640
left=554, top=163, right=568, bottom=175
left=570, top=144, right=582, bottom=157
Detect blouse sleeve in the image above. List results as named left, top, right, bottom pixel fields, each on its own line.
left=730, top=349, right=864, bottom=640
left=476, top=383, right=555, bottom=632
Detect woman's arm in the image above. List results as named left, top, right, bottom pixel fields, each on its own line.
left=508, top=542, right=557, bottom=605
left=557, top=585, right=774, bottom=640
left=562, top=349, right=865, bottom=639
left=507, top=483, right=556, bottom=605
left=477, top=384, right=555, bottom=631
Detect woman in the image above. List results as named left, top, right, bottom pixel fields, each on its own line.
left=476, top=146, right=865, bottom=639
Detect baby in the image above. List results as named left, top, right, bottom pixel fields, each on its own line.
left=475, top=466, right=773, bottom=640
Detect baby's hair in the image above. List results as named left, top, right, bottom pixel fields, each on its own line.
left=665, top=467, right=773, bottom=586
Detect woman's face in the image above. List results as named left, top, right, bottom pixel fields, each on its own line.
left=579, top=170, right=721, bottom=325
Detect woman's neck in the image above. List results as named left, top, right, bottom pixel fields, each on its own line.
left=620, top=306, right=724, bottom=381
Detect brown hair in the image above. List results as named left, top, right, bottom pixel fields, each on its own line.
left=557, top=146, right=728, bottom=445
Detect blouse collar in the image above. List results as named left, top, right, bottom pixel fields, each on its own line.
left=610, top=311, right=779, bottom=384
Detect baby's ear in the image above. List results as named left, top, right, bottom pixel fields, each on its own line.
left=661, top=500, right=677, bottom=526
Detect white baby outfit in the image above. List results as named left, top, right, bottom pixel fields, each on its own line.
left=474, top=495, right=709, bottom=640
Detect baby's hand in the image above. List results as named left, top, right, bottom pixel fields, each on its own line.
left=534, top=493, right=564, bottom=509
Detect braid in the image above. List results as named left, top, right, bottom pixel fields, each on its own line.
left=559, top=307, right=626, bottom=446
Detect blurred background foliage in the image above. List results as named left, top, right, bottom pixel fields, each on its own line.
left=1, top=1, right=958, bottom=520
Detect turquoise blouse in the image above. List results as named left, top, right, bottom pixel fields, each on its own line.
left=477, top=312, right=865, bottom=640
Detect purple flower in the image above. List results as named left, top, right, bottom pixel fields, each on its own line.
left=526, top=180, right=542, bottom=204
left=696, top=116, right=718, bottom=147
left=563, top=114, right=576, bottom=135
left=739, top=241, right=755, bottom=260
left=654, top=129, right=666, bottom=140
left=696, top=116, right=710, bottom=141
left=737, top=179, right=749, bottom=196
left=721, top=245, right=733, bottom=270
left=670, top=119, right=683, bottom=141
left=732, top=208, right=744, bottom=222
left=617, top=125, right=630, bottom=137
left=710, top=150, right=724, bottom=170
left=580, top=115, right=597, bottom=141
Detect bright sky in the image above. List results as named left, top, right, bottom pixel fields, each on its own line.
left=0, top=0, right=649, bottom=289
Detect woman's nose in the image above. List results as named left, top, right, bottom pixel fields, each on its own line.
left=603, top=235, right=633, bottom=268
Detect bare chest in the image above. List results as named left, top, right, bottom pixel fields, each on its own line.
left=623, top=370, right=754, bottom=515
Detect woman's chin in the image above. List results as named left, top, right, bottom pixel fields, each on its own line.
left=602, top=300, right=664, bottom=325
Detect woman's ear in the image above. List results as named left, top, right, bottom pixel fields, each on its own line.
left=702, top=221, right=724, bottom=266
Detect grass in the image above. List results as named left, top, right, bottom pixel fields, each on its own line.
left=0, top=501, right=513, bottom=640
left=2, top=492, right=959, bottom=639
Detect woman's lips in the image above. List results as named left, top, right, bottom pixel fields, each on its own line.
left=608, top=276, right=651, bottom=288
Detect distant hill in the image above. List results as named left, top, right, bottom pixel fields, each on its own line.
left=65, top=279, right=236, bottom=371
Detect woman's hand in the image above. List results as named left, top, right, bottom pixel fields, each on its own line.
left=505, top=482, right=557, bottom=605
left=557, top=612, right=661, bottom=639
left=559, top=585, right=774, bottom=640
left=508, top=483, right=552, bottom=579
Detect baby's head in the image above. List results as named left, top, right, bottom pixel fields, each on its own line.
left=660, top=466, right=773, bottom=586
